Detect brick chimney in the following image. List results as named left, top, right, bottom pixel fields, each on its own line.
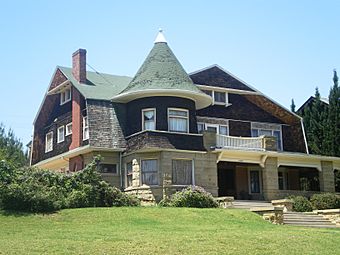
left=72, top=49, right=87, bottom=83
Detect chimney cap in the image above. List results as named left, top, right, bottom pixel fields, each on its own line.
left=72, top=48, right=87, bottom=57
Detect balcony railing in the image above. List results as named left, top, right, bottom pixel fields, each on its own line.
left=216, top=134, right=265, bottom=151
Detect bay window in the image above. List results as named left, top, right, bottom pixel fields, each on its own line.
left=142, top=109, right=156, bottom=130
left=168, top=108, right=189, bottom=133
left=141, top=159, right=158, bottom=185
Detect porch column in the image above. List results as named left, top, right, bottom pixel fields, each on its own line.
left=319, top=161, right=335, bottom=192
left=262, top=157, right=279, bottom=200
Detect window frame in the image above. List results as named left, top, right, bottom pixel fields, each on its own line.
left=197, top=122, right=205, bottom=134
left=60, top=88, right=72, bottom=105
left=142, top=108, right=156, bottom=131
left=57, top=126, right=65, bottom=143
left=45, top=131, right=53, bottom=153
left=140, top=159, right=159, bottom=186
left=168, top=108, right=189, bottom=133
left=248, top=168, right=262, bottom=194
left=83, top=116, right=89, bottom=141
left=65, top=123, right=72, bottom=136
left=99, top=163, right=118, bottom=175
left=172, top=159, right=194, bottom=186
left=251, top=123, right=283, bottom=151
left=126, top=162, right=133, bottom=188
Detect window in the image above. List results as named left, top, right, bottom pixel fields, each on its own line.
left=57, top=126, right=65, bottom=143
left=45, top=132, right=53, bottom=152
left=142, top=109, right=156, bottom=130
left=141, top=159, right=158, bottom=185
left=214, top=91, right=226, bottom=104
left=60, top=88, right=71, bottom=105
left=206, top=124, right=218, bottom=133
left=126, top=162, right=133, bottom=187
left=251, top=123, right=283, bottom=151
left=83, top=116, right=89, bottom=140
left=219, top=125, right=228, bottom=135
left=168, top=108, right=189, bottom=133
left=197, top=123, right=204, bottom=133
left=100, top=164, right=117, bottom=174
left=250, top=170, right=260, bottom=193
left=172, top=159, right=193, bottom=185
left=66, top=123, right=72, bottom=136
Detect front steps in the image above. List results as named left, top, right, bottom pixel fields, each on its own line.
left=232, top=200, right=338, bottom=228
left=233, top=200, right=273, bottom=210
left=283, top=212, right=338, bottom=228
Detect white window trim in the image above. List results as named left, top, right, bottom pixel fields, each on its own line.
left=247, top=168, right=262, bottom=194
left=57, top=126, right=65, bottom=143
left=60, top=88, right=72, bottom=105
left=83, top=116, right=89, bottom=141
left=142, top=108, right=156, bottom=131
left=201, top=123, right=229, bottom=135
left=168, top=108, right=189, bottom=133
left=45, top=131, right=53, bottom=153
left=140, top=158, right=159, bottom=186
left=65, top=123, right=72, bottom=136
left=197, top=122, right=205, bottom=133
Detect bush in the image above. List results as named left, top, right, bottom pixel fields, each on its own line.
left=288, top=196, right=313, bottom=212
left=310, top=193, right=340, bottom=210
left=0, top=157, right=140, bottom=213
left=163, top=186, right=218, bottom=208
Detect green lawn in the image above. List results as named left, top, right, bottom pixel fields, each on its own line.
left=0, top=207, right=339, bottom=255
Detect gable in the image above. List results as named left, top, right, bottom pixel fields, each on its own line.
left=49, top=68, right=68, bottom=91
left=190, top=65, right=255, bottom=92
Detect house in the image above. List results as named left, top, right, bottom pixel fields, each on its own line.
left=297, top=96, right=329, bottom=115
left=30, top=30, right=340, bottom=202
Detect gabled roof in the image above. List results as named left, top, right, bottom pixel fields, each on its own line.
left=297, top=96, right=329, bottom=113
left=190, top=65, right=256, bottom=92
left=113, top=31, right=212, bottom=109
left=58, top=66, right=132, bottom=100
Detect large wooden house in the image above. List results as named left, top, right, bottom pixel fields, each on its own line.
left=31, top=31, right=340, bottom=202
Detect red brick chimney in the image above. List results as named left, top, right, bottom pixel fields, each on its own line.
left=72, top=49, right=87, bottom=83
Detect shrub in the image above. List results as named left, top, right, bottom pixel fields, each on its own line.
left=288, top=196, right=313, bottom=212
left=158, top=197, right=172, bottom=207
left=165, top=186, right=218, bottom=208
left=310, top=193, right=340, bottom=210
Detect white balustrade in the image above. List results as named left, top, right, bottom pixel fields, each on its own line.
left=216, top=134, right=264, bottom=150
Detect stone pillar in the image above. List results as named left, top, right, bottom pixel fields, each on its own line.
left=263, top=136, right=277, bottom=151
left=320, top=161, right=335, bottom=192
left=132, top=159, right=140, bottom=187
left=203, top=130, right=216, bottom=151
left=262, top=157, right=279, bottom=200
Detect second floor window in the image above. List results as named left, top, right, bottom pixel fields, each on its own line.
left=83, top=116, right=89, bottom=140
left=142, top=109, right=156, bottom=130
left=251, top=123, right=282, bottom=150
left=45, top=132, right=53, bottom=153
left=66, top=123, right=72, bottom=136
left=57, top=126, right=65, bottom=143
left=60, top=88, right=71, bottom=105
left=214, top=91, right=227, bottom=104
left=168, top=108, right=189, bottom=133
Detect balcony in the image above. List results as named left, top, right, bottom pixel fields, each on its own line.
left=204, top=132, right=277, bottom=151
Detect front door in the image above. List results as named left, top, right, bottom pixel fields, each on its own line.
left=218, top=168, right=236, bottom=197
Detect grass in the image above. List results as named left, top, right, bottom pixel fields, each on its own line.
left=0, top=207, right=339, bottom=255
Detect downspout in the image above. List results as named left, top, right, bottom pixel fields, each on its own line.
left=300, top=118, right=309, bottom=154
left=119, top=151, right=123, bottom=190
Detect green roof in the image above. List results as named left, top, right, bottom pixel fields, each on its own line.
left=120, top=42, right=202, bottom=94
left=58, top=66, right=132, bottom=100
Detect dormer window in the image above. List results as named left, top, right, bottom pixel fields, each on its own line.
left=214, top=91, right=227, bottom=105
left=60, top=88, right=71, bottom=105
left=142, top=109, right=156, bottom=130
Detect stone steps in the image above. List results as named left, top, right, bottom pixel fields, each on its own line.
left=283, top=212, right=338, bottom=228
left=233, top=200, right=272, bottom=209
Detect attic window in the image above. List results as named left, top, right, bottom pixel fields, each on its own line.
left=214, top=91, right=227, bottom=105
left=60, top=88, right=71, bottom=105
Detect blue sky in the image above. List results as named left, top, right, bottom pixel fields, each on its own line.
left=1, top=1, right=340, bottom=146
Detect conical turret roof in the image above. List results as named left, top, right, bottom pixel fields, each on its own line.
left=113, top=31, right=212, bottom=109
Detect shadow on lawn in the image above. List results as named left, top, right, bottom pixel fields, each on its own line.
left=0, top=209, right=57, bottom=217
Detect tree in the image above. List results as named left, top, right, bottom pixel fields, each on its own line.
left=290, top=99, right=296, bottom=112
left=302, top=88, right=328, bottom=155
left=325, top=70, right=340, bottom=157
left=0, top=123, right=26, bottom=167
